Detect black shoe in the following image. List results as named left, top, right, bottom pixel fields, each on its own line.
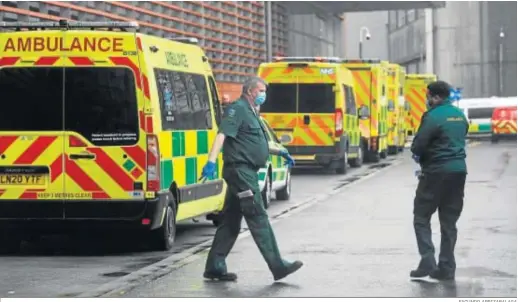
left=273, top=260, right=303, bottom=281
left=203, top=271, right=238, bottom=282
left=429, top=269, right=455, bottom=280
left=410, top=268, right=433, bottom=278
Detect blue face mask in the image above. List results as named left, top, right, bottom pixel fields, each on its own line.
left=254, top=92, right=266, bottom=106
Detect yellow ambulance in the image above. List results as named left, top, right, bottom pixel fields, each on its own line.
left=0, top=20, right=226, bottom=251
left=342, top=59, right=389, bottom=162
left=386, top=63, right=407, bottom=154
left=258, top=57, right=363, bottom=174
left=404, top=73, right=437, bottom=136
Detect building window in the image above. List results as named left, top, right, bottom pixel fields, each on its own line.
left=397, top=10, right=406, bottom=28
left=418, top=9, right=426, bottom=18
left=407, top=9, right=416, bottom=23
left=389, top=11, right=397, bottom=31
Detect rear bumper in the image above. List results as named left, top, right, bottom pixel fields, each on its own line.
left=0, top=194, right=167, bottom=230
left=287, top=140, right=346, bottom=166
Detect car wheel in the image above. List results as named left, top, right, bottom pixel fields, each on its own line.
left=261, top=171, right=272, bottom=209
left=276, top=169, right=291, bottom=201
left=151, top=204, right=176, bottom=251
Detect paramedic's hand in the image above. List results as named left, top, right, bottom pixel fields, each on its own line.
left=412, top=154, right=420, bottom=163
left=279, top=150, right=295, bottom=168
left=200, top=161, right=216, bottom=181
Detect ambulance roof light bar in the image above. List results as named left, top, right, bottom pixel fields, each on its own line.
left=171, top=37, right=199, bottom=45
left=0, top=20, right=139, bottom=31
left=341, top=58, right=381, bottom=64
left=273, top=56, right=343, bottom=63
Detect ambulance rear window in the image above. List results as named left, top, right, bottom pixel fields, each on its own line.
left=262, top=84, right=297, bottom=113
left=0, top=67, right=63, bottom=131
left=0, top=67, right=139, bottom=146
left=298, top=84, right=335, bottom=113
left=65, top=67, right=139, bottom=146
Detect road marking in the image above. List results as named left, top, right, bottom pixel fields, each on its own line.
left=79, top=159, right=402, bottom=298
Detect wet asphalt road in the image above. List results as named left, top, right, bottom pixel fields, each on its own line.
left=120, top=141, right=517, bottom=298
left=0, top=148, right=400, bottom=297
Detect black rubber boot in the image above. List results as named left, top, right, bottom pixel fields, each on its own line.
left=410, top=268, right=432, bottom=279
left=273, top=260, right=303, bottom=281
left=203, top=271, right=238, bottom=282
left=429, top=268, right=455, bottom=280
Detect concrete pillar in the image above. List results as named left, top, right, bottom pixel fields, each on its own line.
left=425, top=8, right=434, bottom=73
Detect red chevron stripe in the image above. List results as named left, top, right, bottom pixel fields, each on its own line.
left=14, top=136, right=57, bottom=164
left=0, top=57, right=20, bottom=66
left=49, top=154, right=64, bottom=182
left=65, top=158, right=104, bottom=192
left=122, top=146, right=146, bottom=169
left=93, top=192, right=110, bottom=199
left=69, top=57, right=94, bottom=66
left=0, top=136, right=18, bottom=154
left=86, top=148, right=134, bottom=191
left=35, top=56, right=59, bottom=66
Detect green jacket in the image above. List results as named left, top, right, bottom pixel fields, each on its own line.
left=218, top=98, right=270, bottom=169
left=411, top=102, right=469, bottom=173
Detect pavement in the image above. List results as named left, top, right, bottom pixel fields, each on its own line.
left=0, top=148, right=397, bottom=298
left=120, top=141, right=517, bottom=298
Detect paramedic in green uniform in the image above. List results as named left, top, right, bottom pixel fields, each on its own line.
left=410, top=81, right=469, bottom=281
left=200, top=77, right=303, bottom=282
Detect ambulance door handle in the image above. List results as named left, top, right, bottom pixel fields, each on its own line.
left=69, top=153, right=95, bottom=160
left=303, top=115, right=310, bottom=125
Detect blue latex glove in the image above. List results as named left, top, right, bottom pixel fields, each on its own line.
left=200, top=161, right=216, bottom=181
left=279, top=150, right=295, bottom=168
left=412, top=154, right=420, bottom=163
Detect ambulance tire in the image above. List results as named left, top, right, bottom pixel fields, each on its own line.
left=398, top=146, right=404, bottom=153
left=336, top=153, right=348, bottom=175
left=348, top=145, right=363, bottom=168
left=151, top=203, right=177, bottom=251
left=491, top=135, right=499, bottom=144
left=262, top=170, right=272, bottom=209
left=380, top=149, right=388, bottom=159
left=368, top=151, right=381, bottom=163
left=276, top=169, right=291, bottom=201
left=388, top=146, right=398, bottom=155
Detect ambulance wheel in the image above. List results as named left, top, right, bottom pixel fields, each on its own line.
left=380, top=149, right=388, bottom=159
left=151, top=204, right=177, bottom=251
left=348, top=145, right=363, bottom=168
left=262, top=171, right=272, bottom=209
left=211, top=214, right=222, bottom=227
left=336, top=153, right=348, bottom=174
left=276, top=169, right=291, bottom=201
left=491, top=135, right=499, bottom=144
left=398, top=146, right=404, bottom=153
left=367, top=150, right=380, bottom=163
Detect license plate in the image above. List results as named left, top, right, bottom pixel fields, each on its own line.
left=0, top=174, right=46, bottom=185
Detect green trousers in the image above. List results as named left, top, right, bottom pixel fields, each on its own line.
left=205, top=164, right=287, bottom=274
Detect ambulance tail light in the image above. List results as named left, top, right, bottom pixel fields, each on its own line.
left=335, top=109, right=343, bottom=137
left=146, top=135, right=160, bottom=192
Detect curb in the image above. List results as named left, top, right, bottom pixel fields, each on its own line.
left=79, top=159, right=402, bottom=298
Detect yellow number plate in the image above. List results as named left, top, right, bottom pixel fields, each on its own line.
left=0, top=174, right=46, bottom=185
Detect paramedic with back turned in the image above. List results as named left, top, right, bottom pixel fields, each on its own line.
left=410, top=80, right=469, bottom=281
left=199, top=76, right=303, bottom=282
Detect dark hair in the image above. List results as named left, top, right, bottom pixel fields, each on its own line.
left=427, top=80, right=451, bottom=99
